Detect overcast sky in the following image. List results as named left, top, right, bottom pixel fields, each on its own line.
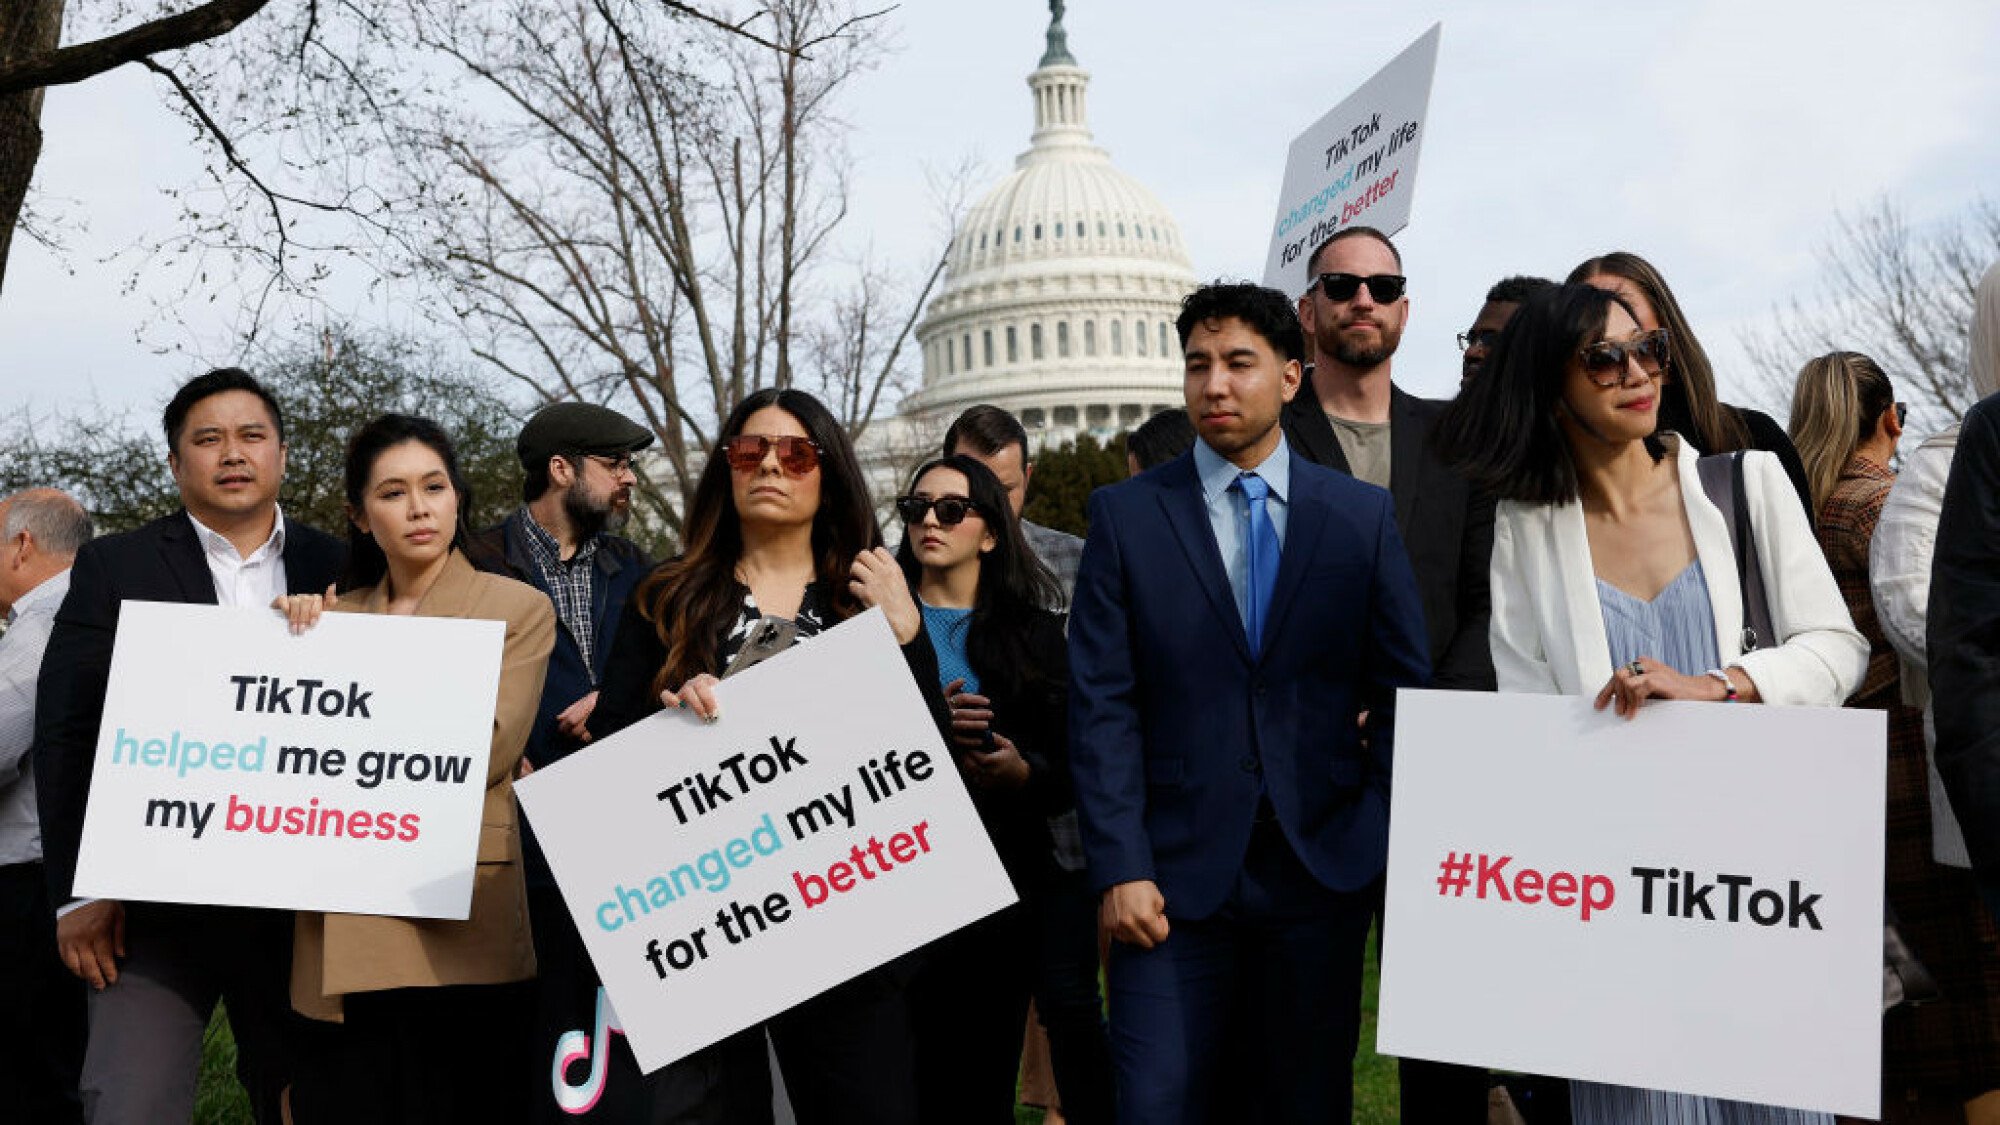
left=4, top=0, right=1998, bottom=425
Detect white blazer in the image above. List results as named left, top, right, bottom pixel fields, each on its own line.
left=1489, top=434, right=1867, bottom=706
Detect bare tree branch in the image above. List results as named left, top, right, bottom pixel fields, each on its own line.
left=0, top=0, right=273, bottom=95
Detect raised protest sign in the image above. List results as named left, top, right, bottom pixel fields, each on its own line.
left=72, top=601, right=504, bottom=918
left=1262, top=23, right=1440, bottom=296
left=1378, top=690, right=1884, bottom=1118
left=515, top=607, right=1016, bottom=1073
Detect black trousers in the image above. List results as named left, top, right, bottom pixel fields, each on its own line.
left=910, top=903, right=1037, bottom=1125
left=1027, top=865, right=1115, bottom=1125
left=639, top=958, right=920, bottom=1125
left=0, top=861, right=85, bottom=1125
left=291, top=979, right=536, bottom=1125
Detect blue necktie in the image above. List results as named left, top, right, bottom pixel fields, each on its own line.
left=1232, top=472, right=1280, bottom=657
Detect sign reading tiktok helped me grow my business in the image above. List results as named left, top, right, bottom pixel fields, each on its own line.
left=73, top=601, right=504, bottom=918
left=515, top=608, right=1017, bottom=1074
left=1262, top=23, right=1440, bottom=297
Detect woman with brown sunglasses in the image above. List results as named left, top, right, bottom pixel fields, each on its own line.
left=1570, top=251, right=1816, bottom=521
left=1435, top=282, right=1865, bottom=1125
left=582, top=386, right=948, bottom=1125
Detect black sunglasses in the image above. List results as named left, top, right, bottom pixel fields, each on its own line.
left=896, top=494, right=985, bottom=527
left=1578, top=329, right=1671, bottom=387
left=1315, top=272, right=1406, bottom=303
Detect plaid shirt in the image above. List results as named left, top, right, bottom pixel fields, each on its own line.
left=519, top=508, right=605, bottom=683
left=1817, top=455, right=1898, bottom=706
left=1022, top=519, right=1083, bottom=605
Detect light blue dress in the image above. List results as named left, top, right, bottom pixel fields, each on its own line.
left=1571, top=561, right=1835, bottom=1125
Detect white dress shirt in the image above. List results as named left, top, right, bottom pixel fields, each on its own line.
left=188, top=508, right=289, bottom=608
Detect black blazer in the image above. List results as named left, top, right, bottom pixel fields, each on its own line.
left=1283, top=377, right=1496, bottom=691
left=1930, top=393, right=2000, bottom=901
left=32, top=511, right=346, bottom=900
left=960, top=608, right=1073, bottom=886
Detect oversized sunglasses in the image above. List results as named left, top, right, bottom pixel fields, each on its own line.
left=895, top=494, right=985, bottom=527
left=1315, top=272, right=1406, bottom=303
left=722, top=434, right=821, bottom=475
left=1578, top=329, right=1671, bottom=387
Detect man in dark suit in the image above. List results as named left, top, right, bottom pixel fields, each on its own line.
left=1287, top=226, right=1497, bottom=1117
left=1070, top=281, right=1430, bottom=1124
left=33, top=369, right=345, bottom=1125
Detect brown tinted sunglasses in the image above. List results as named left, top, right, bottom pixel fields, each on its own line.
left=722, top=434, right=822, bottom=475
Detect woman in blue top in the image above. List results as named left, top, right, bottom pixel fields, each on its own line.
left=893, top=454, right=1105, bottom=1125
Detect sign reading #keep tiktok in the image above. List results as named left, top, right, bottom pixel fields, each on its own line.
left=72, top=601, right=504, bottom=918
left=1379, top=690, right=1885, bottom=1118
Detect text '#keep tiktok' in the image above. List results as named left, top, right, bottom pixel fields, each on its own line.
left=1432, top=851, right=1825, bottom=930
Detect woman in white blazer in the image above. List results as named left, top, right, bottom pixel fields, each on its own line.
left=1434, top=282, right=1866, bottom=1125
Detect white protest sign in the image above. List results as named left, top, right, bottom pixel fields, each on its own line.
left=515, top=607, right=1016, bottom=1074
left=73, top=601, right=504, bottom=918
left=1378, top=690, right=1884, bottom=1118
left=1262, top=23, right=1440, bottom=296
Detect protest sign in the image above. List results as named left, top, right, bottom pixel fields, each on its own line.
left=515, top=607, right=1016, bottom=1074
left=1378, top=689, right=1884, bottom=1118
left=1262, top=23, right=1440, bottom=296
left=72, top=601, right=504, bottom=918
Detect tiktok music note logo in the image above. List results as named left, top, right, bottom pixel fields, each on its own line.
left=552, top=988, right=625, bottom=1115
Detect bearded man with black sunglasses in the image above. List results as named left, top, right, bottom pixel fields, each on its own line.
left=1284, top=225, right=1499, bottom=1122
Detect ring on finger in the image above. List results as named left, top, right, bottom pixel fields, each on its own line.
left=1626, top=660, right=1645, bottom=677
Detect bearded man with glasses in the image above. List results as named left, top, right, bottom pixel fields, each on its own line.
left=467, top=401, right=656, bottom=1123
left=1282, top=225, right=1499, bottom=1121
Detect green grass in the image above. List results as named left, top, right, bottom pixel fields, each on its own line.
left=200, top=927, right=1401, bottom=1123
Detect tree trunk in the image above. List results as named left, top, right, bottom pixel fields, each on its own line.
left=0, top=0, right=65, bottom=297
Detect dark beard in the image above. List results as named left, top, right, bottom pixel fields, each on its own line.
left=1319, top=318, right=1402, bottom=370
left=562, top=480, right=625, bottom=539
left=1332, top=340, right=1394, bottom=367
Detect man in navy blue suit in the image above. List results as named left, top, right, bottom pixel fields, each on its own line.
left=1070, top=281, right=1431, bottom=1124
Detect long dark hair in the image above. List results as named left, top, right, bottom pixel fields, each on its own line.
left=636, top=388, right=881, bottom=697
left=894, top=455, right=1061, bottom=697
left=340, top=413, right=474, bottom=591
left=1567, top=251, right=1752, bottom=454
left=1433, top=283, right=1661, bottom=506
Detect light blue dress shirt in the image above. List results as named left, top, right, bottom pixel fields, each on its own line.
left=1192, top=435, right=1291, bottom=637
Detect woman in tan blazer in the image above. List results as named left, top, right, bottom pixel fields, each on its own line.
left=283, top=413, right=554, bottom=1124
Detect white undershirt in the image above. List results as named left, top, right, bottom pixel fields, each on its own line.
left=187, top=508, right=289, bottom=609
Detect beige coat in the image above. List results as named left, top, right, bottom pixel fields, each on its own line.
left=292, top=550, right=555, bottom=1021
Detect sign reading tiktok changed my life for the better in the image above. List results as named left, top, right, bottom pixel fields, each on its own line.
left=72, top=601, right=504, bottom=918
left=515, top=608, right=1017, bottom=1074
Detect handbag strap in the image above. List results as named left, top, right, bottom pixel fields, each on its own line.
left=1695, top=450, right=1774, bottom=652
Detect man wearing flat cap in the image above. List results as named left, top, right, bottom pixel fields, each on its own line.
left=471, top=402, right=656, bottom=1118
left=472, top=400, right=655, bottom=770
